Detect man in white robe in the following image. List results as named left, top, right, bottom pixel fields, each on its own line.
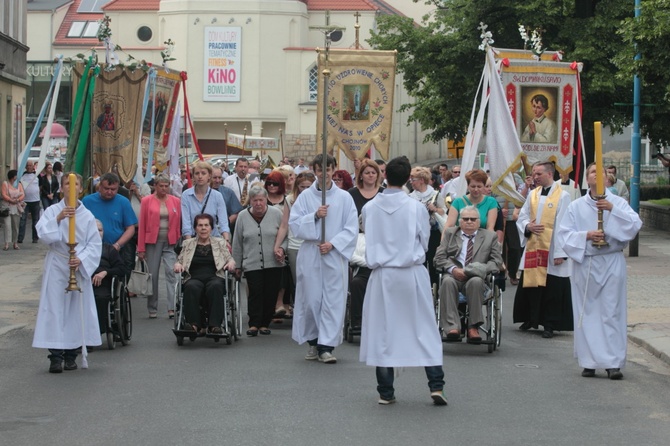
left=360, top=156, right=447, bottom=406
left=556, top=163, right=642, bottom=380
left=33, top=174, right=102, bottom=373
left=289, top=154, right=358, bottom=364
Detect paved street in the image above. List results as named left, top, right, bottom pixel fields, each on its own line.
left=1, top=229, right=670, bottom=444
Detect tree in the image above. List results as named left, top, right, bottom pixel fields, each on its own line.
left=368, top=0, right=638, bottom=146
left=615, top=0, right=670, bottom=145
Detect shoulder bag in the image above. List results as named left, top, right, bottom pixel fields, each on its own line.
left=127, top=258, right=152, bottom=297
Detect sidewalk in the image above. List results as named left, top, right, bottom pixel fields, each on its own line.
left=1, top=224, right=670, bottom=367
left=625, top=226, right=670, bottom=365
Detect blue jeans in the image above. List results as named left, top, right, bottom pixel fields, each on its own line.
left=307, top=338, right=333, bottom=355
left=48, top=349, right=78, bottom=362
left=376, top=366, right=445, bottom=400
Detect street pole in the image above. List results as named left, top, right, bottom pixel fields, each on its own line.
left=629, top=0, right=641, bottom=257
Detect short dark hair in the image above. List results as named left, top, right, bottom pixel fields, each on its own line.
left=385, top=156, right=411, bottom=187
left=194, top=213, right=214, bottom=229
left=607, top=165, right=617, bottom=174
left=533, top=161, right=555, bottom=175
left=311, top=154, right=337, bottom=170
left=374, top=159, right=386, bottom=166
left=100, top=172, right=121, bottom=186
left=53, top=161, right=63, bottom=172
left=531, top=94, right=549, bottom=110
left=7, top=169, right=17, bottom=181
left=235, top=157, right=248, bottom=166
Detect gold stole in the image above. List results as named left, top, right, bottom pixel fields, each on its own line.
left=240, top=177, right=249, bottom=206
left=523, top=186, right=560, bottom=287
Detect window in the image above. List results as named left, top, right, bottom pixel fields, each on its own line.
left=82, top=21, right=100, bottom=38
left=308, top=65, right=318, bottom=102
left=137, top=26, right=153, bottom=42
left=78, top=0, right=106, bottom=13
left=67, top=22, right=86, bottom=37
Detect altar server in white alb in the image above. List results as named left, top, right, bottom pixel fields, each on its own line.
left=556, top=163, right=642, bottom=380
left=33, top=173, right=102, bottom=374
left=289, top=154, right=358, bottom=364
left=360, top=156, right=447, bottom=406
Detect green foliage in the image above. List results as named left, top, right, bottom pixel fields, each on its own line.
left=640, top=185, right=670, bottom=200
left=614, top=0, right=670, bottom=145
left=368, top=0, right=637, bottom=144
left=648, top=198, right=670, bottom=206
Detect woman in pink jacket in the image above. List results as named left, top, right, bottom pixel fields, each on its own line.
left=138, top=173, right=182, bottom=318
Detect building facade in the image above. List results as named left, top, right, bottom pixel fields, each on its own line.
left=27, top=0, right=448, bottom=170
left=1, top=0, right=29, bottom=180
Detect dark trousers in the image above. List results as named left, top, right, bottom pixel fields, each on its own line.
left=427, top=229, right=441, bottom=286
left=246, top=268, right=282, bottom=328
left=18, top=201, right=40, bottom=242
left=308, top=338, right=334, bottom=355
left=183, top=276, right=226, bottom=328
left=503, top=222, right=522, bottom=279
left=350, top=266, right=372, bottom=326
left=120, top=234, right=137, bottom=280
left=94, top=290, right=112, bottom=333
left=376, top=366, right=445, bottom=400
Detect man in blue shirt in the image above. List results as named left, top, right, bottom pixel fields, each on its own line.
left=82, top=173, right=137, bottom=275
left=212, top=166, right=243, bottom=234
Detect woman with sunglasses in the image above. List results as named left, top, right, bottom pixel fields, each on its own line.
left=332, top=170, right=353, bottom=191
left=264, top=171, right=291, bottom=320
left=445, top=169, right=498, bottom=232
left=273, top=171, right=316, bottom=319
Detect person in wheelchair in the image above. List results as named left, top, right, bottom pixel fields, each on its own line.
left=92, top=220, right=126, bottom=334
left=434, top=206, right=503, bottom=344
left=173, top=213, right=236, bottom=335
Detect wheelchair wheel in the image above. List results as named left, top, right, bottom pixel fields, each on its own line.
left=228, top=302, right=238, bottom=342
left=118, top=286, right=130, bottom=346
left=494, top=287, right=502, bottom=350
left=176, top=335, right=184, bottom=346
left=106, top=299, right=117, bottom=350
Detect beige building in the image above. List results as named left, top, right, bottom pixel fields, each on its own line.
left=1, top=0, right=29, bottom=180
left=27, top=0, right=447, bottom=168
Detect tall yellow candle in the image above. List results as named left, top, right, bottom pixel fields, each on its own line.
left=68, top=173, right=76, bottom=244
left=594, top=121, right=604, bottom=195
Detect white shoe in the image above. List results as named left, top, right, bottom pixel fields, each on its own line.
left=378, top=397, right=396, bottom=405
left=318, top=351, right=337, bottom=364
left=305, top=345, right=318, bottom=360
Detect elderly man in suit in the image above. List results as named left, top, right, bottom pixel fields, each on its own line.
left=434, top=206, right=503, bottom=344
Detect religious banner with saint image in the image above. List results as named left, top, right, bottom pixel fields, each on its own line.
left=495, top=49, right=580, bottom=174
left=316, top=49, right=396, bottom=161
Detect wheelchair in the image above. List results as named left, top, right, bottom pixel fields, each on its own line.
left=106, top=276, right=133, bottom=350
left=172, top=271, right=240, bottom=346
left=343, top=265, right=370, bottom=343
left=434, top=271, right=503, bottom=353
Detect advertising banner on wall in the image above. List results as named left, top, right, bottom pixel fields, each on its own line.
left=495, top=49, right=580, bottom=174
left=204, top=26, right=241, bottom=102
left=316, top=49, right=396, bottom=161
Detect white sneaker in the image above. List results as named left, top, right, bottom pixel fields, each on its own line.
left=305, top=345, right=318, bottom=360
left=378, top=397, right=396, bottom=405
left=318, top=351, right=337, bottom=364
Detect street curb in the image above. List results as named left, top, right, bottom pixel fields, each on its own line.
left=0, top=324, right=27, bottom=338
left=628, top=331, right=670, bottom=367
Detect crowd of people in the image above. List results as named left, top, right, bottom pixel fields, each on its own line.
left=21, top=153, right=642, bottom=405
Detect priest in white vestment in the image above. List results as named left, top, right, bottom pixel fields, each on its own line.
left=289, top=155, right=358, bottom=364
left=360, top=156, right=447, bottom=406
left=556, top=163, right=642, bottom=380
left=33, top=173, right=102, bottom=373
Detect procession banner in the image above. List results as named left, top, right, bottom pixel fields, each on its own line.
left=227, top=134, right=279, bottom=150
left=316, top=49, right=396, bottom=161
left=74, top=64, right=182, bottom=183
left=495, top=49, right=579, bottom=174
left=140, top=69, right=182, bottom=173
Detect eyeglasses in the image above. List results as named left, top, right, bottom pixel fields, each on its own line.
left=333, top=178, right=343, bottom=182
left=409, top=177, right=420, bottom=182
left=452, top=170, right=461, bottom=174
left=265, top=182, right=279, bottom=187
left=461, top=217, right=479, bottom=222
